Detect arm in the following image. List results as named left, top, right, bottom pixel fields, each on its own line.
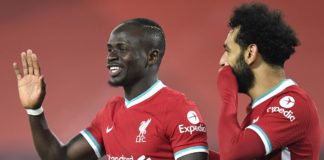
left=178, top=152, right=208, bottom=160
left=166, top=100, right=209, bottom=160
left=216, top=66, right=264, bottom=160
left=13, top=50, right=97, bottom=160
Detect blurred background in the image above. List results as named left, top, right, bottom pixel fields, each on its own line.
left=1, top=0, right=324, bottom=159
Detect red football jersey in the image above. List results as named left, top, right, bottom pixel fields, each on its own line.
left=81, top=80, right=208, bottom=160
left=243, top=79, right=321, bottom=159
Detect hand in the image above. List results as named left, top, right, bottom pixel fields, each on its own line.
left=217, top=66, right=238, bottom=98
left=13, top=49, right=46, bottom=109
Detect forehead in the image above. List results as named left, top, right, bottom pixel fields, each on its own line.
left=108, top=23, right=144, bottom=45
left=224, top=28, right=239, bottom=45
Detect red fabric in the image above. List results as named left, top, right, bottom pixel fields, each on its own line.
left=216, top=66, right=264, bottom=159
left=217, top=66, right=321, bottom=159
left=208, top=150, right=219, bottom=160
left=84, top=85, right=208, bottom=159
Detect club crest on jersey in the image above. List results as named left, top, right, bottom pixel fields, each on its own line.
left=279, top=96, right=295, bottom=108
left=136, top=118, right=151, bottom=143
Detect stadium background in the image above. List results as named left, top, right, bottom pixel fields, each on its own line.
left=1, top=0, right=324, bottom=159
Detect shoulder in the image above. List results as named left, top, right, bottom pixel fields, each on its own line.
left=106, top=96, right=124, bottom=106
left=160, top=87, right=204, bottom=123
left=99, top=96, right=124, bottom=112
left=162, top=87, right=199, bottom=110
left=268, top=85, right=315, bottom=122
left=275, top=86, right=312, bottom=110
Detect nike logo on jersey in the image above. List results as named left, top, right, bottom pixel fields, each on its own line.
left=252, top=116, right=259, bottom=123
left=106, top=126, right=113, bottom=134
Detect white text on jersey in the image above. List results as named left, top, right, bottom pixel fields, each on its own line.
left=178, top=124, right=207, bottom=134
left=267, top=106, right=296, bottom=122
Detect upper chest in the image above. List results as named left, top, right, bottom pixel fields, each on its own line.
left=100, top=101, right=169, bottom=153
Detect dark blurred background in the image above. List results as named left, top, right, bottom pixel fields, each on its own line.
left=1, top=0, right=324, bottom=159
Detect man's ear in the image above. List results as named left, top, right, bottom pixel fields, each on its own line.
left=244, top=44, right=258, bottom=65
left=147, top=49, right=159, bottom=66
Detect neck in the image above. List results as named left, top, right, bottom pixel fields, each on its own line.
left=124, top=76, right=158, bottom=100
left=248, top=65, right=286, bottom=101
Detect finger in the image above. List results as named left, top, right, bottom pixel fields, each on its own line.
left=218, top=63, right=230, bottom=72
left=26, top=49, right=34, bottom=75
left=32, top=53, right=41, bottom=76
left=21, top=52, right=28, bottom=75
left=13, top=62, right=23, bottom=80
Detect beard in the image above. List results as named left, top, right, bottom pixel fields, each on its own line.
left=232, top=51, right=255, bottom=93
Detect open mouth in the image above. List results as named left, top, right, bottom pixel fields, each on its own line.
left=108, top=65, right=122, bottom=77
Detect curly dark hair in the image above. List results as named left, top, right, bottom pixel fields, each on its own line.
left=229, top=3, right=300, bottom=67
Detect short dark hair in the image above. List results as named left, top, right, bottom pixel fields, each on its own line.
left=123, top=18, right=166, bottom=59
left=229, top=3, right=300, bottom=67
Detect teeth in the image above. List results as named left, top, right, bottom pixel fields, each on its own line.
left=110, top=66, right=120, bottom=73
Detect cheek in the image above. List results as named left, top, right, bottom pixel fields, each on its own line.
left=227, top=56, right=237, bottom=67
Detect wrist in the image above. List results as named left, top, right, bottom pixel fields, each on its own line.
left=26, top=106, right=44, bottom=116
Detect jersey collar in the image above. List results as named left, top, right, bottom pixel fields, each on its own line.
left=251, top=79, right=296, bottom=109
left=124, top=80, right=165, bottom=108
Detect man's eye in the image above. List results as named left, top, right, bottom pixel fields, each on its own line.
left=119, top=47, right=127, bottom=51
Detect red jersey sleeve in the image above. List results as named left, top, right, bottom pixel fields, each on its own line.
left=217, top=66, right=266, bottom=159
left=246, top=92, right=310, bottom=155
left=164, top=96, right=208, bottom=159
left=80, top=106, right=106, bottom=158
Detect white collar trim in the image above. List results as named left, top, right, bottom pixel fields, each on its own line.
left=124, top=80, right=165, bottom=108
left=251, top=79, right=296, bottom=109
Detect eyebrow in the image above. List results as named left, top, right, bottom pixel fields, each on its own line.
left=108, top=41, right=128, bottom=46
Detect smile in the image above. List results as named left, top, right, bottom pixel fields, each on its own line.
left=108, top=65, right=122, bottom=77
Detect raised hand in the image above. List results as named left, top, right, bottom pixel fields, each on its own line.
left=217, top=66, right=238, bottom=95
left=13, top=49, right=46, bottom=109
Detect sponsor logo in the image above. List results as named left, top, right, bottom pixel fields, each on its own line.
left=279, top=96, right=295, bottom=108
left=107, top=155, right=134, bottom=160
left=267, top=106, right=296, bottom=122
left=106, top=155, right=150, bottom=160
left=137, top=155, right=151, bottom=160
left=187, top=111, right=199, bottom=124
left=136, top=118, right=151, bottom=143
left=106, top=126, right=113, bottom=134
left=252, top=116, right=259, bottom=123
left=179, top=124, right=207, bottom=134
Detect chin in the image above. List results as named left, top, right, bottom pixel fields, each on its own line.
left=108, top=81, right=120, bottom=87
left=108, top=78, right=123, bottom=87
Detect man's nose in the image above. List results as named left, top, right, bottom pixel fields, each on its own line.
left=107, top=51, right=118, bottom=62
left=108, top=55, right=118, bottom=62
left=219, top=53, right=228, bottom=67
